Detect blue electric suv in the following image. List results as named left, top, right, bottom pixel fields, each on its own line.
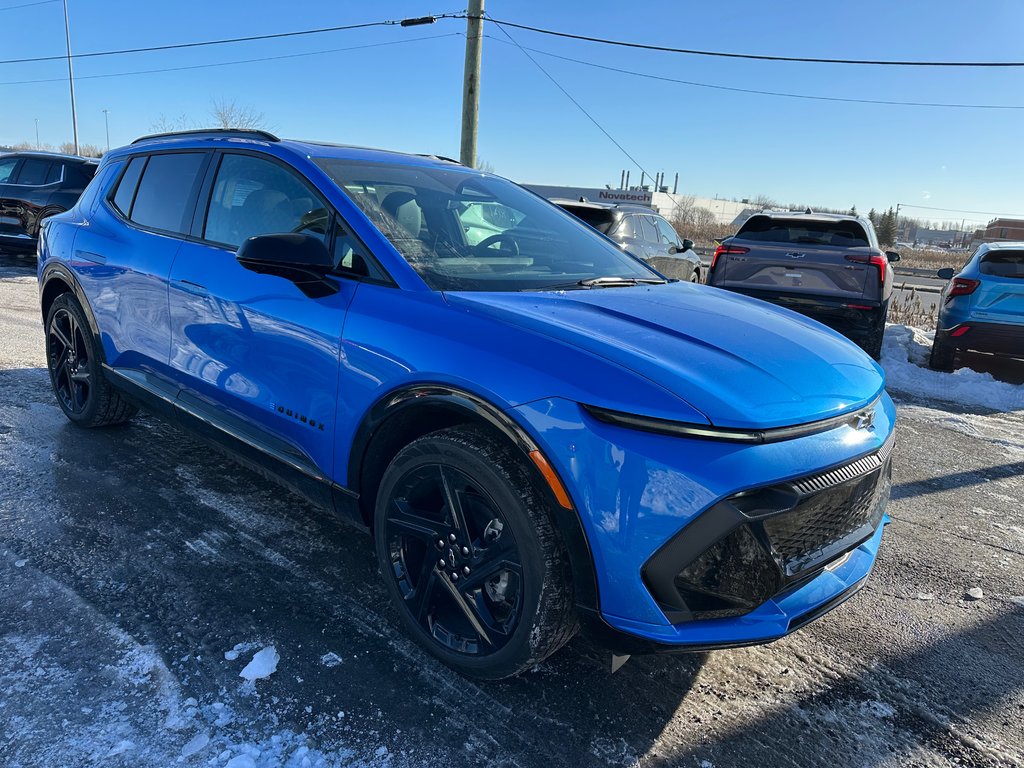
left=930, top=242, right=1024, bottom=370
left=37, top=129, right=895, bottom=679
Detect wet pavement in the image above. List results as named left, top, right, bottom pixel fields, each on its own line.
left=1, top=255, right=1022, bottom=767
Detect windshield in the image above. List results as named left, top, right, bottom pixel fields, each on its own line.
left=314, top=159, right=659, bottom=291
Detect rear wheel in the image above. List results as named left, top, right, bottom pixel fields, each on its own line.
left=374, top=425, right=576, bottom=679
left=45, top=294, right=137, bottom=427
left=929, top=339, right=957, bottom=371
left=689, top=269, right=700, bottom=283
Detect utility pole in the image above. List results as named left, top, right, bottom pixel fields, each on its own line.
left=102, top=109, right=110, bottom=152
left=62, top=0, right=79, bottom=154
left=460, top=0, right=484, bottom=168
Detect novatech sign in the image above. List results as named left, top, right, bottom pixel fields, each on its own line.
left=524, top=184, right=654, bottom=207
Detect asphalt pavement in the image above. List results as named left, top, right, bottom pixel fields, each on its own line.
left=1, top=255, right=1022, bottom=768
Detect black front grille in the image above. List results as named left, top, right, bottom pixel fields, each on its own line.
left=643, top=434, right=893, bottom=623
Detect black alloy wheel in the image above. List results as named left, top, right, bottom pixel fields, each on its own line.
left=47, top=304, right=93, bottom=415
left=374, top=425, right=576, bottom=679
left=383, top=463, right=523, bottom=656
left=45, top=294, right=137, bottom=427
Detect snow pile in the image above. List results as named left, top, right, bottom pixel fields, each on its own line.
left=881, top=324, right=1024, bottom=411
left=239, top=646, right=279, bottom=681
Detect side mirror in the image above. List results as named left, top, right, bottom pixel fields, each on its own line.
left=885, top=250, right=901, bottom=262
left=237, top=233, right=333, bottom=271
left=937, top=267, right=955, bottom=280
left=682, top=239, right=694, bottom=252
left=236, top=233, right=338, bottom=298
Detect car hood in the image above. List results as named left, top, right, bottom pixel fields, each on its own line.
left=444, top=283, right=885, bottom=429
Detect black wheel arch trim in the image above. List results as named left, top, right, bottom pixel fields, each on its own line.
left=349, top=384, right=601, bottom=614
left=39, top=263, right=106, bottom=364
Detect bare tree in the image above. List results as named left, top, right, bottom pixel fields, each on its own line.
left=476, top=158, right=496, bottom=173
left=150, top=113, right=194, bottom=133
left=209, top=98, right=266, bottom=130
left=57, top=141, right=103, bottom=157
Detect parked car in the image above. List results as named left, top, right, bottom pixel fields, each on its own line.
left=707, top=211, right=900, bottom=359
left=0, top=151, right=97, bottom=255
left=553, top=199, right=702, bottom=282
left=929, top=242, right=1024, bottom=370
left=38, top=130, right=895, bottom=679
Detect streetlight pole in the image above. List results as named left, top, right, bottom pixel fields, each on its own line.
left=102, top=109, right=110, bottom=152
left=62, top=0, right=79, bottom=155
left=459, top=0, right=484, bottom=168
left=34, top=118, right=40, bottom=149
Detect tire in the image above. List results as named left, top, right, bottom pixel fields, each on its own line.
left=45, top=293, right=137, bottom=427
left=860, top=325, right=885, bottom=360
left=928, top=339, right=957, bottom=372
left=374, top=424, right=577, bottom=679
left=689, top=268, right=700, bottom=283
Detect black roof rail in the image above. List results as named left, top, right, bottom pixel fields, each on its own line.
left=130, top=128, right=280, bottom=145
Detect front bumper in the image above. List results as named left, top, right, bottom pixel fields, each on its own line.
left=512, top=393, right=895, bottom=651
left=936, top=321, right=1024, bottom=357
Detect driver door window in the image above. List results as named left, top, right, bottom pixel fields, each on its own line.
left=655, top=217, right=681, bottom=247
left=203, top=154, right=328, bottom=249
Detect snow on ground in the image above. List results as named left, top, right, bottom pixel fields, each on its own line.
left=881, top=324, right=1024, bottom=412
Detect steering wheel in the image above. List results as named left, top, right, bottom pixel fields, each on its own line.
left=475, top=232, right=520, bottom=256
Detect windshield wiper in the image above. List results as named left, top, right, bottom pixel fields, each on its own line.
left=530, top=276, right=667, bottom=291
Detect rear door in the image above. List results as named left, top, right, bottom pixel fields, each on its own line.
left=0, top=156, right=57, bottom=240
left=971, top=249, right=1024, bottom=325
left=0, top=156, right=24, bottom=240
left=713, top=216, right=878, bottom=301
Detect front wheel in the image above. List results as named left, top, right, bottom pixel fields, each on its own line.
left=374, top=425, right=576, bottom=679
left=45, top=294, right=137, bottom=427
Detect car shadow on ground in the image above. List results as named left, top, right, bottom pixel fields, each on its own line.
left=956, top=350, right=1024, bottom=385
left=666, top=607, right=1024, bottom=767
left=891, top=461, right=1024, bottom=501
left=0, top=366, right=705, bottom=766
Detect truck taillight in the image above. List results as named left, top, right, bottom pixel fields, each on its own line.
left=845, top=253, right=887, bottom=284
left=946, top=277, right=980, bottom=302
left=711, top=244, right=748, bottom=270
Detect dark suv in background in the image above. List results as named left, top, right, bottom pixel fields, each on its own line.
left=708, top=211, right=899, bottom=358
left=0, top=151, right=97, bottom=255
left=554, top=199, right=702, bottom=282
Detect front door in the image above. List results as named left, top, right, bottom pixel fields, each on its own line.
left=166, top=151, right=358, bottom=487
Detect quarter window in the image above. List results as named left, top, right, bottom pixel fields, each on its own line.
left=111, top=156, right=146, bottom=217
left=637, top=215, right=659, bottom=243
left=129, top=153, right=207, bottom=234
left=204, top=154, right=328, bottom=249
left=0, top=158, right=18, bottom=183
left=45, top=162, right=63, bottom=184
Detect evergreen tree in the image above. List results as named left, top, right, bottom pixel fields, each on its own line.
left=848, top=204, right=857, bottom=216
left=878, top=207, right=897, bottom=246
left=868, top=208, right=878, bottom=226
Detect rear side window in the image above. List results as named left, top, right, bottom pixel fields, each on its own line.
left=636, top=215, right=659, bottom=243
left=111, top=156, right=146, bottom=217
left=614, top=216, right=636, bottom=239
left=15, top=158, right=53, bottom=186
left=129, top=153, right=207, bottom=234
left=738, top=216, right=869, bottom=247
left=980, top=250, right=1024, bottom=278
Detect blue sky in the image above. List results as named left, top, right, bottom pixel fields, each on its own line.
left=1, top=0, right=1022, bottom=226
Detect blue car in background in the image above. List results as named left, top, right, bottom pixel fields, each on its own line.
left=38, top=130, right=895, bottom=679
left=931, top=242, right=1024, bottom=370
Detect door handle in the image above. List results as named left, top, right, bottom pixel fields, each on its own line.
left=172, top=278, right=209, bottom=296
left=75, top=250, right=106, bottom=264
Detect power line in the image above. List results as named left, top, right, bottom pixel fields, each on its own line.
left=482, top=37, right=1024, bottom=111
left=0, top=34, right=459, bottom=86
left=898, top=203, right=1024, bottom=218
left=0, top=15, right=461, bottom=65
left=470, top=15, right=1024, bottom=68
left=486, top=15, right=651, bottom=178
left=0, top=0, right=57, bottom=10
